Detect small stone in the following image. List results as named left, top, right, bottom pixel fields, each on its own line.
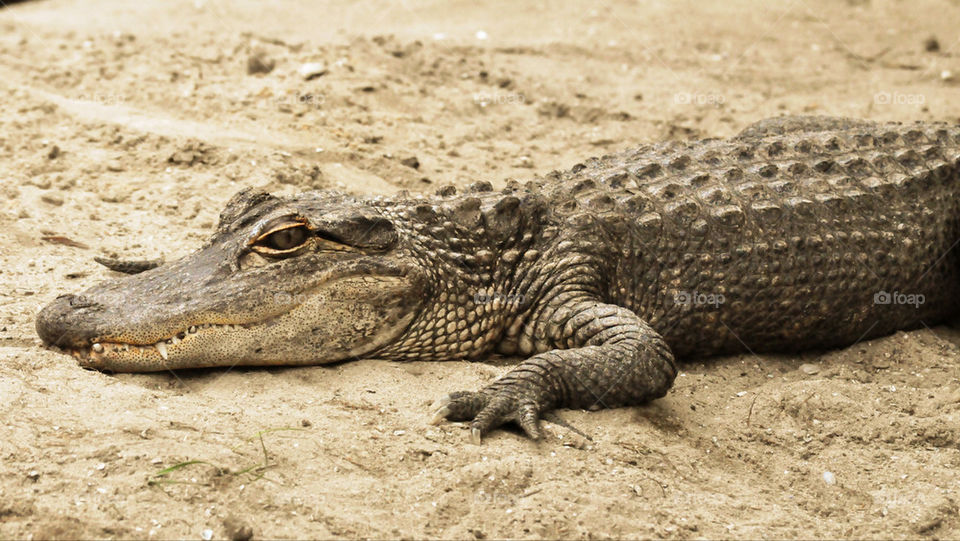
left=941, top=69, right=954, bottom=82
left=247, top=49, right=275, bottom=75
left=924, top=36, right=940, bottom=52
left=27, top=470, right=40, bottom=481
left=916, top=515, right=943, bottom=534
left=300, top=419, right=311, bottom=427
left=822, top=471, right=836, bottom=485
left=799, top=363, right=820, bottom=375
left=872, top=357, right=891, bottom=369
left=298, top=62, right=327, bottom=80
left=515, top=156, right=534, bottom=168
left=400, top=156, right=420, bottom=169
left=201, top=528, right=214, bottom=541
left=47, top=145, right=60, bottom=160
left=105, top=160, right=124, bottom=172
left=223, top=515, right=254, bottom=541
left=41, top=193, right=63, bottom=206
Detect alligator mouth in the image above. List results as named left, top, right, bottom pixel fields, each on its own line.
left=41, top=270, right=418, bottom=372
left=56, top=322, right=251, bottom=370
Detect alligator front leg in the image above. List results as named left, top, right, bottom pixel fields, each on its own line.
left=431, top=299, right=677, bottom=443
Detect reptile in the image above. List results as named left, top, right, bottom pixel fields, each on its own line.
left=36, top=116, right=960, bottom=442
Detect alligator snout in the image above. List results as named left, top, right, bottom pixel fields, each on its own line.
left=36, top=293, right=108, bottom=348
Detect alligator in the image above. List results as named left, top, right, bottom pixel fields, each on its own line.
left=36, top=116, right=960, bottom=442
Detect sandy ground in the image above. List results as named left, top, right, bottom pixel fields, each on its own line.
left=2, top=0, right=960, bottom=538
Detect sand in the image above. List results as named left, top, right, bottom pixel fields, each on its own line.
left=2, top=0, right=959, bottom=538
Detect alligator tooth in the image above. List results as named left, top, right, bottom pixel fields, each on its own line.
left=170, top=336, right=181, bottom=345
left=155, top=341, right=168, bottom=360
left=188, top=326, right=197, bottom=334
left=92, top=343, right=104, bottom=353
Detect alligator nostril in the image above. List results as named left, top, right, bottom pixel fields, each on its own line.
left=36, top=292, right=105, bottom=347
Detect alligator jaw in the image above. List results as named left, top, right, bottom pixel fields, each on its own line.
left=63, top=322, right=251, bottom=371
left=39, top=269, right=421, bottom=372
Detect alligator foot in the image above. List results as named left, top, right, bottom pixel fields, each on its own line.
left=431, top=385, right=546, bottom=444
left=430, top=300, right=677, bottom=444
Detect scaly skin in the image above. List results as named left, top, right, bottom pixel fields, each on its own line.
left=36, top=116, right=960, bottom=442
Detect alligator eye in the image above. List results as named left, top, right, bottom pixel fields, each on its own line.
left=264, top=226, right=307, bottom=250
left=251, top=220, right=312, bottom=256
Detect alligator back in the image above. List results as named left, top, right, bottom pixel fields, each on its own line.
left=537, top=118, right=960, bottom=357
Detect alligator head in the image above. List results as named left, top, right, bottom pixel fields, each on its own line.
left=35, top=188, right=431, bottom=371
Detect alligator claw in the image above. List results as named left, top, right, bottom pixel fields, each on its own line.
left=429, top=405, right=452, bottom=425
left=430, top=394, right=452, bottom=410
left=431, top=388, right=543, bottom=443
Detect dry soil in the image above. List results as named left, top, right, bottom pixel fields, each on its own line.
left=2, top=0, right=960, bottom=539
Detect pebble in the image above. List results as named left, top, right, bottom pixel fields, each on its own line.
left=822, top=471, right=836, bottom=485
left=201, top=528, right=213, bottom=541
left=247, top=49, right=275, bottom=75
left=872, top=357, right=891, bottom=369
left=799, top=363, right=820, bottom=375
left=400, top=156, right=420, bottom=169
left=515, top=156, right=534, bottom=168
left=106, top=160, right=124, bottom=172
left=298, top=62, right=327, bottom=80
left=924, top=35, right=940, bottom=52
left=223, top=516, right=254, bottom=541
left=41, top=193, right=64, bottom=206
